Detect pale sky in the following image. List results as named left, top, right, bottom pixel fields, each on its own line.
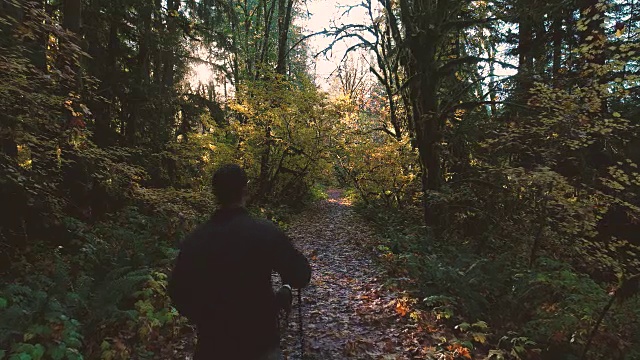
left=300, top=0, right=369, bottom=91
left=189, top=0, right=366, bottom=91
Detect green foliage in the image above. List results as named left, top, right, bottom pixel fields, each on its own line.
left=346, top=1, right=640, bottom=356
left=0, top=195, right=204, bottom=358
left=0, top=257, right=85, bottom=360
left=487, top=334, right=539, bottom=360
left=230, top=75, right=336, bottom=206
left=513, top=259, right=608, bottom=349
left=361, top=202, right=640, bottom=358
left=2, top=0, right=640, bottom=358
left=332, top=94, right=421, bottom=208
left=307, top=183, right=329, bottom=202
left=1, top=1, right=330, bottom=357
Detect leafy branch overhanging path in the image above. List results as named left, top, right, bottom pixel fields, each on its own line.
left=279, top=189, right=421, bottom=360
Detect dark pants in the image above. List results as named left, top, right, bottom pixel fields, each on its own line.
left=194, top=314, right=281, bottom=360
left=193, top=346, right=282, bottom=360
left=255, top=347, right=283, bottom=360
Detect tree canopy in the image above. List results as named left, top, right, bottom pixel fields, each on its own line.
left=1, top=0, right=639, bottom=358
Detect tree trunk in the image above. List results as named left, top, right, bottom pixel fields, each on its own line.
left=62, top=0, right=82, bottom=84
left=163, top=0, right=179, bottom=90
left=139, top=2, right=152, bottom=83
left=276, top=0, right=294, bottom=75
left=517, top=12, right=534, bottom=97
left=62, top=0, right=83, bottom=130
left=258, top=0, right=277, bottom=77
left=155, top=0, right=180, bottom=145
left=153, top=0, right=163, bottom=85
left=228, top=5, right=241, bottom=89
left=399, top=0, right=445, bottom=227
left=488, top=42, right=498, bottom=116
left=258, top=124, right=273, bottom=200
left=85, top=2, right=112, bottom=146
left=243, top=0, right=254, bottom=76
left=532, top=17, right=546, bottom=76
left=63, top=0, right=81, bottom=34
left=551, top=12, right=564, bottom=83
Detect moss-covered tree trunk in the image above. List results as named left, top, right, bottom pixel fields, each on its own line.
left=399, top=0, right=446, bottom=227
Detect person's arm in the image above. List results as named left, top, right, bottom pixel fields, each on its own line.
left=272, top=229, right=311, bottom=289
left=168, top=246, right=200, bottom=321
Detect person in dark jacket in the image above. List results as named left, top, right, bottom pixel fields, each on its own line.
left=168, top=164, right=311, bottom=360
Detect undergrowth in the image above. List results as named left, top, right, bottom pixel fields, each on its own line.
left=0, top=184, right=312, bottom=360
left=355, top=201, right=640, bottom=360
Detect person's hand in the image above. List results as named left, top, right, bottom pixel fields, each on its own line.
left=275, top=284, right=293, bottom=313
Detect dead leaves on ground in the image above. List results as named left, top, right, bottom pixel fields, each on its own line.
left=272, top=190, right=498, bottom=360
left=279, top=190, right=468, bottom=359
left=171, top=190, right=476, bottom=360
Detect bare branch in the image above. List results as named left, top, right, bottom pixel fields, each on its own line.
left=285, top=29, right=331, bottom=59
left=441, top=17, right=500, bottom=32
left=446, top=100, right=536, bottom=113
left=438, top=56, right=517, bottom=76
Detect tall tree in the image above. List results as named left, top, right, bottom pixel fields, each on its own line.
left=276, top=0, right=295, bottom=75
left=331, top=0, right=517, bottom=226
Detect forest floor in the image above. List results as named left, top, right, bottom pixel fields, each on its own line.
left=176, top=189, right=442, bottom=359
left=277, top=189, right=427, bottom=360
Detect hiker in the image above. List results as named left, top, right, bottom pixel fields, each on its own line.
left=168, top=164, right=311, bottom=360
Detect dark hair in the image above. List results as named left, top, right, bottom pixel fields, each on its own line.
left=212, top=164, right=248, bottom=205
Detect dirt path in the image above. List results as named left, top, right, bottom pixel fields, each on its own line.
left=174, top=189, right=435, bottom=359
left=278, top=189, right=412, bottom=360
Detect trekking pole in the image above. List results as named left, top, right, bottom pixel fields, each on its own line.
left=298, top=288, right=304, bottom=359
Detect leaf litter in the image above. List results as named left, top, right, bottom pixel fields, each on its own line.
left=277, top=189, right=435, bottom=360
left=176, top=189, right=446, bottom=360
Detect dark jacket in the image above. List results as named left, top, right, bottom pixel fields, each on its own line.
left=168, top=207, right=311, bottom=359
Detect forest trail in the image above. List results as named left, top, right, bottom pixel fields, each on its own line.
left=278, top=189, right=416, bottom=360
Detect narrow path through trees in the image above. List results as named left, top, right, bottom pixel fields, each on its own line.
left=279, top=189, right=414, bottom=360
left=175, top=189, right=439, bottom=359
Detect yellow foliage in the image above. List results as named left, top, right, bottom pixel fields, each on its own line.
left=227, top=76, right=338, bottom=199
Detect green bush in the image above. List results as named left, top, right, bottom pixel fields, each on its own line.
left=357, top=203, right=640, bottom=359
left=308, top=183, right=329, bottom=202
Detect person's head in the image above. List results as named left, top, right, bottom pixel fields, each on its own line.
left=212, top=164, right=249, bottom=207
